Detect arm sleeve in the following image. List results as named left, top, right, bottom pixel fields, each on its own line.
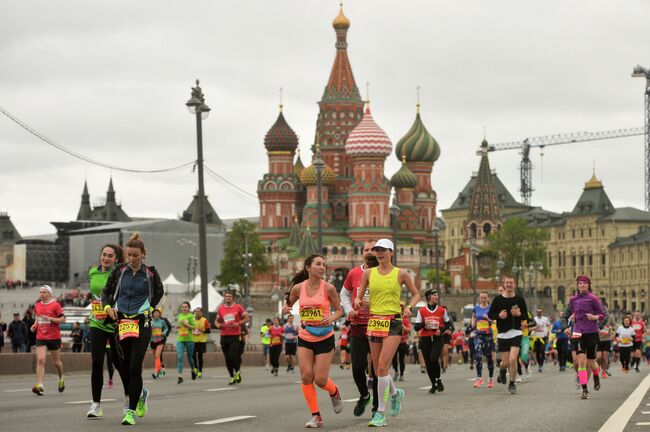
left=487, top=297, right=500, bottom=321
left=150, top=268, right=164, bottom=308
left=100, top=267, right=120, bottom=306
left=560, top=303, right=573, bottom=329
left=340, top=286, right=353, bottom=315
left=413, top=309, right=424, bottom=332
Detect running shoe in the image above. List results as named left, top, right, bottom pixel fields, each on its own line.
left=177, top=377, right=184, bottom=384
left=636, top=367, right=640, bottom=373
left=487, top=378, right=494, bottom=388
left=398, top=375, right=404, bottom=382
left=198, top=371, right=202, bottom=378
left=32, top=384, right=44, bottom=396
left=58, top=379, right=65, bottom=393
left=593, top=375, right=600, bottom=391
left=274, top=369, right=279, bottom=377
left=508, top=382, right=517, bottom=394
left=228, top=377, right=237, bottom=385
left=498, top=369, right=507, bottom=385
left=420, top=367, right=426, bottom=374
left=135, top=388, right=149, bottom=417
left=580, top=389, right=589, bottom=400
left=389, top=388, right=404, bottom=417
left=122, top=409, right=136, bottom=425
left=235, top=371, right=242, bottom=383
left=473, top=378, right=484, bottom=388
left=574, top=376, right=580, bottom=388
left=151, top=373, right=158, bottom=380
left=428, top=386, right=436, bottom=394
left=160, top=368, right=166, bottom=377
left=107, top=379, right=114, bottom=389
left=606, top=370, right=612, bottom=377
left=340, top=364, right=344, bottom=370
left=87, top=402, right=103, bottom=418
left=436, top=379, right=444, bottom=392
left=393, top=371, right=399, bottom=381
left=305, top=414, right=323, bottom=428
left=330, top=386, right=343, bottom=414
left=191, top=368, right=197, bottom=380
left=368, top=411, right=386, bottom=427
left=353, top=394, right=371, bottom=417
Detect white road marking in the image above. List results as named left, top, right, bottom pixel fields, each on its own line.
left=637, top=423, right=650, bottom=426
left=641, top=411, right=650, bottom=414
left=598, top=372, right=650, bottom=432
left=195, top=415, right=256, bottom=425
left=2, top=389, right=31, bottom=393
left=66, top=399, right=116, bottom=404
left=418, top=386, right=431, bottom=390
left=343, top=398, right=358, bottom=402
left=143, top=380, right=153, bottom=384
left=203, top=388, right=236, bottom=392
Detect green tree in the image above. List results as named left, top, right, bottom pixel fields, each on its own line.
left=219, top=219, right=269, bottom=286
left=484, top=217, right=549, bottom=277
left=425, top=268, right=452, bottom=288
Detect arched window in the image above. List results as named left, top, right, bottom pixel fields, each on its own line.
left=470, top=223, right=478, bottom=238
left=332, top=246, right=339, bottom=255
left=340, top=247, right=347, bottom=255
left=483, top=223, right=492, bottom=235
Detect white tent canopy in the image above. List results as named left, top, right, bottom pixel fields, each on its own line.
left=163, top=272, right=187, bottom=294
left=189, top=285, right=224, bottom=311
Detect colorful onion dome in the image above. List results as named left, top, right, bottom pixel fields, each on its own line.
left=390, top=156, right=417, bottom=189
left=345, top=107, right=392, bottom=158
left=300, top=163, right=336, bottom=186
left=394, top=113, right=440, bottom=163
left=293, top=148, right=305, bottom=175
left=264, top=111, right=298, bottom=152
left=332, top=5, right=350, bottom=30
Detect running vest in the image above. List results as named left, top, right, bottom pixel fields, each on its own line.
left=473, top=304, right=492, bottom=335
left=368, top=267, right=401, bottom=316
left=418, top=304, right=447, bottom=337
left=193, top=317, right=209, bottom=343
left=298, top=279, right=333, bottom=343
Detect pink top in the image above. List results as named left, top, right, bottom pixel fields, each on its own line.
left=298, top=279, right=334, bottom=343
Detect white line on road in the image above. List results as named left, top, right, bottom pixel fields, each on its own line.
left=641, top=411, right=650, bottom=414
left=195, top=415, right=255, bottom=425
left=2, top=389, right=31, bottom=393
left=418, top=386, right=431, bottom=390
left=203, top=388, right=236, bottom=392
left=343, top=398, right=358, bottom=402
left=66, top=399, right=116, bottom=404
left=211, top=375, right=228, bottom=379
left=637, top=423, right=650, bottom=426
left=598, top=372, right=650, bottom=432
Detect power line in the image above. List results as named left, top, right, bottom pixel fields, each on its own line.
left=204, top=165, right=258, bottom=199
left=204, top=165, right=258, bottom=206
left=0, top=105, right=196, bottom=173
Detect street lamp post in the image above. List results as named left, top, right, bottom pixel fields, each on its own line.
left=242, top=231, right=253, bottom=308
left=389, top=192, right=401, bottom=266
left=432, top=225, right=441, bottom=296
left=496, top=254, right=505, bottom=286
left=186, top=79, right=211, bottom=314
left=313, top=142, right=324, bottom=252
left=470, top=240, right=479, bottom=306
left=512, top=261, right=522, bottom=294
left=528, top=263, right=535, bottom=309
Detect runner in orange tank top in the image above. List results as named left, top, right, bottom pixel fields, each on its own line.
left=282, top=254, right=344, bottom=428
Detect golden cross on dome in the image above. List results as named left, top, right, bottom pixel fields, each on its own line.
left=416, top=85, right=421, bottom=113
left=365, top=81, right=370, bottom=107
left=279, top=87, right=284, bottom=112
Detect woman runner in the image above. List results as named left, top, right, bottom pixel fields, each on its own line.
left=268, top=316, right=284, bottom=376
left=284, top=315, right=298, bottom=373
left=413, top=289, right=450, bottom=394
left=87, top=244, right=129, bottom=418
left=283, top=254, right=344, bottom=428
left=192, top=307, right=210, bottom=378
left=150, top=309, right=168, bottom=379
left=617, top=317, right=635, bottom=372
left=472, top=291, right=495, bottom=388
left=338, top=322, right=350, bottom=369
left=175, top=301, right=196, bottom=383
left=355, top=239, right=419, bottom=427
left=103, top=233, right=164, bottom=425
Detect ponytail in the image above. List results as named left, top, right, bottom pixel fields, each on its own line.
left=289, top=254, right=324, bottom=287
left=125, top=232, right=146, bottom=256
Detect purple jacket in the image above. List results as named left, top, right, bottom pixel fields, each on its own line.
left=563, top=292, right=605, bottom=334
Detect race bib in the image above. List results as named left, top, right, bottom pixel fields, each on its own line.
left=572, top=331, right=582, bottom=339
left=300, top=307, right=324, bottom=324
left=152, top=328, right=162, bottom=337
left=91, top=301, right=107, bottom=321
left=599, top=329, right=609, bottom=337
left=621, top=337, right=632, bottom=344
left=285, top=333, right=295, bottom=340
left=223, top=314, right=236, bottom=324
left=118, top=319, right=139, bottom=341
left=341, top=333, right=348, bottom=340
left=271, top=336, right=281, bottom=345
left=477, top=320, right=490, bottom=332
left=424, top=317, right=440, bottom=330
left=362, top=288, right=370, bottom=309
left=633, top=324, right=641, bottom=330
left=192, top=329, right=201, bottom=335
left=179, top=327, right=189, bottom=337
left=367, top=315, right=391, bottom=338
left=37, top=316, right=50, bottom=325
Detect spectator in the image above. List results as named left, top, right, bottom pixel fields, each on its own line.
left=82, top=317, right=92, bottom=352
left=8, top=313, right=28, bottom=352
left=23, top=310, right=36, bottom=352
left=0, top=312, right=6, bottom=353
left=71, top=322, right=83, bottom=353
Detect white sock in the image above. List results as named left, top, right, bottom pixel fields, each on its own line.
left=377, top=375, right=389, bottom=412
left=388, top=375, right=397, bottom=396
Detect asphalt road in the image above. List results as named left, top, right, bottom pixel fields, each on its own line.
left=0, top=361, right=648, bottom=431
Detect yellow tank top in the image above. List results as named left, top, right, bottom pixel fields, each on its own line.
left=369, top=266, right=402, bottom=316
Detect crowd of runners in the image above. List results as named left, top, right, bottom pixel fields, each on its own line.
left=24, top=235, right=650, bottom=427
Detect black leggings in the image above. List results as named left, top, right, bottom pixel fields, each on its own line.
left=220, top=336, right=241, bottom=377
left=349, top=334, right=378, bottom=411
left=106, top=350, right=114, bottom=380
left=392, top=343, right=408, bottom=375
left=269, top=345, right=282, bottom=369
left=420, top=335, right=444, bottom=386
left=193, top=342, right=206, bottom=372
left=534, top=338, right=547, bottom=366
left=557, top=338, right=568, bottom=368
left=91, top=327, right=127, bottom=403
left=112, top=323, right=152, bottom=411
left=620, top=346, right=633, bottom=370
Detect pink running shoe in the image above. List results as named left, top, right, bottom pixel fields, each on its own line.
left=473, top=378, right=484, bottom=388
left=487, top=378, right=494, bottom=388
left=107, top=380, right=113, bottom=389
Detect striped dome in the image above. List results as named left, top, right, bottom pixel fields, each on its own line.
left=345, top=107, right=392, bottom=158
left=300, top=163, right=336, bottom=187
left=390, top=158, right=417, bottom=189
left=264, top=111, right=298, bottom=152
left=394, top=113, right=440, bottom=163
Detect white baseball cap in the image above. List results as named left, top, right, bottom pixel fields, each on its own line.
left=41, top=285, right=53, bottom=294
left=372, top=239, right=394, bottom=251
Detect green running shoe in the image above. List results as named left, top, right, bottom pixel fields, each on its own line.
left=368, top=411, right=386, bottom=427
left=121, top=409, right=136, bottom=426
left=135, top=388, right=149, bottom=417
left=57, top=379, right=65, bottom=393
left=389, top=388, right=404, bottom=417
left=235, top=371, right=242, bottom=383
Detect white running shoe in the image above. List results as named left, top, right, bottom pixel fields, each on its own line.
left=330, top=386, right=343, bottom=414
left=305, top=414, right=323, bottom=428
left=87, top=402, right=103, bottom=418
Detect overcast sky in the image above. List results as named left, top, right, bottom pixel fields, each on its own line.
left=1, top=0, right=649, bottom=236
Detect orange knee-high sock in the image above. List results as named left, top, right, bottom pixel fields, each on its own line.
left=318, top=378, right=338, bottom=396
left=155, top=358, right=161, bottom=373
left=301, top=383, right=319, bottom=414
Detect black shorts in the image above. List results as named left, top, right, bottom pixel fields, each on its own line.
left=571, top=332, right=599, bottom=359
left=368, top=318, right=403, bottom=344
left=633, top=341, right=643, bottom=351
left=298, top=335, right=335, bottom=355
left=150, top=340, right=165, bottom=350
left=340, top=345, right=349, bottom=352
left=497, top=336, right=522, bottom=353
left=597, top=340, right=611, bottom=352
left=194, top=341, right=207, bottom=353
left=285, top=343, right=297, bottom=356
left=36, top=339, right=61, bottom=351
left=443, top=334, right=452, bottom=345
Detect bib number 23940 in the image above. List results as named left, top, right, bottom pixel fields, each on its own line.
left=367, top=316, right=391, bottom=338
left=118, top=319, right=140, bottom=341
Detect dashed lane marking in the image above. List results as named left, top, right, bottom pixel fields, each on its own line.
left=195, top=415, right=256, bottom=425
left=203, top=388, right=237, bottom=392
left=2, top=389, right=31, bottom=393
left=598, top=372, right=650, bottom=432
left=343, top=398, right=358, bottom=402
left=66, top=399, right=116, bottom=404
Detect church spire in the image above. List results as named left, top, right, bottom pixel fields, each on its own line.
left=466, top=139, right=502, bottom=239
left=76, top=180, right=93, bottom=220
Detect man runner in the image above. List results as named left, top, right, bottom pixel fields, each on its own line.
left=531, top=307, right=550, bottom=373
left=631, top=311, right=646, bottom=372
left=215, top=289, right=249, bottom=385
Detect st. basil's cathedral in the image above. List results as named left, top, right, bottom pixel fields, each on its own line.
left=255, top=6, right=441, bottom=293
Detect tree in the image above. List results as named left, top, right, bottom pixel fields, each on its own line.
left=219, top=219, right=269, bottom=287
left=425, top=268, right=452, bottom=289
left=484, top=217, right=549, bottom=278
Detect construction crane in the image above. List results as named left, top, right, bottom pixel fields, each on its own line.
left=483, top=127, right=645, bottom=206
left=632, top=64, right=650, bottom=210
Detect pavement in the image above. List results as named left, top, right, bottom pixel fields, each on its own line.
left=0, top=361, right=649, bottom=431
